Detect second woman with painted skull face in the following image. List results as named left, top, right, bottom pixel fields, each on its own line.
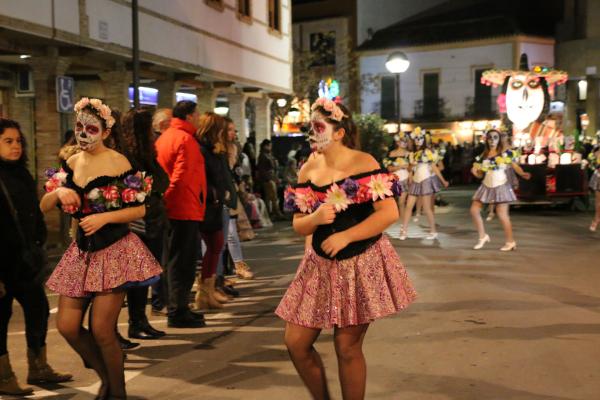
left=278, top=99, right=416, bottom=400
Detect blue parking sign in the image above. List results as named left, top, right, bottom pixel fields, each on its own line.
left=56, top=76, right=74, bottom=113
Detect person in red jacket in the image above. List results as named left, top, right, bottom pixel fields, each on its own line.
left=155, top=101, right=207, bottom=328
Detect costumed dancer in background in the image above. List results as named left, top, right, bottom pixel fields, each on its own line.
left=485, top=132, right=519, bottom=222
left=277, top=98, right=416, bottom=400
left=470, top=129, right=531, bottom=251
left=399, top=128, right=449, bottom=240
left=588, top=142, right=600, bottom=232
left=40, top=98, right=162, bottom=399
left=383, top=132, right=411, bottom=220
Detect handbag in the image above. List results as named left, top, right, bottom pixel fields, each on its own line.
left=0, top=175, right=48, bottom=283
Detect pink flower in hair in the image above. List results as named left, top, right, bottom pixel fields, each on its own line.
left=90, top=98, right=102, bottom=108
left=74, top=97, right=90, bottom=112
left=332, top=108, right=345, bottom=121
left=323, top=100, right=334, bottom=112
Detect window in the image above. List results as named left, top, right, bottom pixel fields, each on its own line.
left=474, top=69, right=492, bottom=116
left=238, top=0, right=251, bottom=17
left=309, top=31, right=335, bottom=67
left=268, top=0, right=281, bottom=32
left=205, top=0, right=224, bottom=11
left=423, top=72, right=439, bottom=117
left=380, top=76, right=397, bottom=120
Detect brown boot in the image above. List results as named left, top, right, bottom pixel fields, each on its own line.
left=27, top=347, right=73, bottom=384
left=191, top=276, right=223, bottom=310
left=235, top=261, right=255, bottom=280
left=0, top=353, right=34, bottom=396
left=209, top=277, right=230, bottom=303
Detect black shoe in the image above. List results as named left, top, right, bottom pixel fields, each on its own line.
left=187, top=309, right=205, bottom=321
left=222, top=285, right=240, bottom=297
left=117, top=331, right=140, bottom=350
left=128, top=321, right=166, bottom=339
left=168, top=314, right=206, bottom=328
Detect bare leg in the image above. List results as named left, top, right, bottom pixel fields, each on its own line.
left=56, top=296, right=108, bottom=397
left=421, top=195, right=436, bottom=234
left=284, top=322, right=330, bottom=400
left=90, top=291, right=127, bottom=399
left=470, top=200, right=486, bottom=239
left=396, top=192, right=408, bottom=221
left=593, top=192, right=600, bottom=227
left=495, top=203, right=514, bottom=243
left=334, top=324, right=369, bottom=400
left=402, top=195, right=417, bottom=232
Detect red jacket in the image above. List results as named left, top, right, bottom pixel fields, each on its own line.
left=155, top=118, right=206, bottom=221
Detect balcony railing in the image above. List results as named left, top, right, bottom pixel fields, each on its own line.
left=465, top=96, right=498, bottom=119
left=414, top=98, right=447, bottom=120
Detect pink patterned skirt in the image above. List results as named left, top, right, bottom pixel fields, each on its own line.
left=47, top=233, right=163, bottom=298
left=275, top=235, right=416, bottom=329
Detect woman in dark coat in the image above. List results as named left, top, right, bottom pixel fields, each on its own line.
left=0, top=118, right=72, bottom=396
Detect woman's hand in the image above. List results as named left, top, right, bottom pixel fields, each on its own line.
left=321, top=232, right=350, bottom=258
left=441, top=179, right=449, bottom=188
left=56, top=187, right=81, bottom=208
left=79, top=213, right=110, bottom=236
left=312, top=203, right=336, bottom=225
left=0, top=280, right=6, bottom=299
left=521, top=172, right=532, bottom=180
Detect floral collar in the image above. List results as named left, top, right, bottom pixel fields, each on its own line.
left=474, top=149, right=519, bottom=172
left=284, top=169, right=401, bottom=214
left=410, top=149, right=438, bottom=164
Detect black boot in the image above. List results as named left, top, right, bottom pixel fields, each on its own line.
left=216, top=275, right=239, bottom=297
left=116, top=330, right=139, bottom=350
left=128, top=319, right=165, bottom=340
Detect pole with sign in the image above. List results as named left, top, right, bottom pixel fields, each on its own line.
left=56, top=76, right=74, bottom=113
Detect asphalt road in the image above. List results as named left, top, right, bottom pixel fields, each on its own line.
left=3, top=187, right=599, bottom=400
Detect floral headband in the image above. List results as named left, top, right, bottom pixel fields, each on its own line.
left=394, top=131, right=408, bottom=141
left=311, top=97, right=348, bottom=122
left=74, top=97, right=115, bottom=129
left=410, top=127, right=425, bottom=139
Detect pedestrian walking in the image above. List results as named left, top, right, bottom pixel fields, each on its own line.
left=276, top=98, right=416, bottom=400
left=0, top=118, right=72, bottom=396
left=470, top=129, right=531, bottom=251
left=257, top=139, right=285, bottom=220
left=155, top=100, right=208, bottom=328
left=40, top=98, right=162, bottom=399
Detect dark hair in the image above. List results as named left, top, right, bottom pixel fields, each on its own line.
left=105, top=108, right=123, bottom=151
left=224, top=117, right=234, bottom=124
left=121, top=108, right=156, bottom=170
left=0, top=118, right=28, bottom=166
left=312, top=103, right=359, bottom=149
left=197, top=112, right=227, bottom=151
left=63, top=129, right=74, bottom=145
left=173, top=100, right=197, bottom=120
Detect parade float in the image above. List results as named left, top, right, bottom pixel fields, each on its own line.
left=481, top=54, right=588, bottom=203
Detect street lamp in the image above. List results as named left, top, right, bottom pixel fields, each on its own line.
left=385, top=51, right=410, bottom=133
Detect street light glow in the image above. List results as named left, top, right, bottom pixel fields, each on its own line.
left=385, top=51, right=410, bottom=73
left=276, top=98, right=287, bottom=107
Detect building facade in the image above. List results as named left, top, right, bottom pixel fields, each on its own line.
left=357, top=0, right=560, bottom=143
left=0, top=0, right=292, bottom=232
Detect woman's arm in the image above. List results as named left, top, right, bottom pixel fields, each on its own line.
left=321, top=197, right=398, bottom=258
left=511, top=162, right=531, bottom=179
left=432, top=163, right=449, bottom=187
left=40, top=187, right=80, bottom=213
left=79, top=205, right=145, bottom=236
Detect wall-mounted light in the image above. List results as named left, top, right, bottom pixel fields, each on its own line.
left=19, top=54, right=31, bottom=59
left=276, top=98, right=287, bottom=108
left=214, top=97, right=229, bottom=116
left=578, top=79, right=588, bottom=101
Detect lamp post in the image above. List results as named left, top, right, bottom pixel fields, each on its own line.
left=385, top=51, right=410, bottom=133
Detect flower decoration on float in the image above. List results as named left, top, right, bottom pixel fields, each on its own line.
left=311, top=97, right=347, bottom=122
left=74, top=97, right=116, bottom=129
left=409, top=126, right=424, bottom=139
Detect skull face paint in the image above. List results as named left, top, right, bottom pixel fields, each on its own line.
left=413, top=136, right=425, bottom=148
left=487, top=131, right=500, bottom=149
left=75, top=112, right=104, bottom=151
left=395, top=135, right=409, bottom=149
left=505, top=74, right=545, bottom=130
left=308, top=113, right=334, bottom=153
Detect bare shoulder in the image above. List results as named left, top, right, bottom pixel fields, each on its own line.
left=351, top=150, right=381, bottom=172
left=297, top=153, right=320, bottom=184
left=66, top=152, right=81, bottom=170
left=107, top=149, right=133, bottom=172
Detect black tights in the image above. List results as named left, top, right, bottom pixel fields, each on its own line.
left=57, top=293, right=126, bottom=399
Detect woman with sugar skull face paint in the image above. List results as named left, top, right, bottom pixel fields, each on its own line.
left=470, top=129, right=531, bottom=251
left=40, top=98, right=162, bottom=399
left=277, top=98, right=416, bottom=400
left=398, top=128, right=449, bottom=241
left=383, top=132, right=411, bottom=220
